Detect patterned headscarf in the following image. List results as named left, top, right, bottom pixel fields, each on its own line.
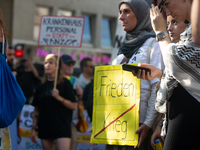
left=118, top=0, right=155, bottom=58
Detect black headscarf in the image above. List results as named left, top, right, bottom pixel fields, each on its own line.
left=118, top=0, right=155, bottom=58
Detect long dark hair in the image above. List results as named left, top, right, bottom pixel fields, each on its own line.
left=0, top=9, right=9, bottom=38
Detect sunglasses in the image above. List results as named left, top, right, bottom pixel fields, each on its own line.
left=87, top=65, right=94, bottom=69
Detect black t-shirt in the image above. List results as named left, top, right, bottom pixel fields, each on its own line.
left=16, top=68, right=38, bottom=99
left=32, top=78, right=77, bottom=139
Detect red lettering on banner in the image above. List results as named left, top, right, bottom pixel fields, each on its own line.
left=46, top=34, right=51, bottom=37
left=52, top=33, right=69, bottom=39
left=69, top=35, right=75, bottom=38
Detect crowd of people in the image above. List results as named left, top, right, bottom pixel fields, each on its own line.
left=0, top=0, right=200, bottom=150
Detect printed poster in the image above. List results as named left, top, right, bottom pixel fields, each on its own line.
left=18, top=104, right=43, bottom=150
left=90, top=64, right=140, bottom=146
left=38, top=16, right=85, bottom=48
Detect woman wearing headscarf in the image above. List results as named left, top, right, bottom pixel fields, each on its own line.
left=133, top=0, right=200, bottom=150
left=30, top=54, right=77, bottom=150
left=106, top=0, right=165, bottom=149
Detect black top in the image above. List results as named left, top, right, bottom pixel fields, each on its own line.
left=16, top=68, right=38, bottom=99
left=32, top=78, right=77, bottom=139
left=164, top=84, right=200, bottom=150
left=82, top=81, right=94, bottom=121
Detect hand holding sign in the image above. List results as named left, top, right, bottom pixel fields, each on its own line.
left=37, top=16, right=85, bottom=88
left=90, top=64, right=141, bottom=146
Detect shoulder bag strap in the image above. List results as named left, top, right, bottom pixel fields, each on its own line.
left=146, top=39, right=156, bottom=99
left=147, top=39, right=156, bottom=64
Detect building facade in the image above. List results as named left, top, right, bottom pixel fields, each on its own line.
left=1, top=0, right=152, bottom=67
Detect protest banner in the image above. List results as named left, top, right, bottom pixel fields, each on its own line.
left=90, top=64, right=140, bottom=146
left=38, top=16, right=85, bottom=48
left=18, top=105, right=43, bottom=150
left=37, top=15, right=85, bottom=87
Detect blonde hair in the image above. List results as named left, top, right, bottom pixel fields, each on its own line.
left=42, top=54, right=64, bottom=85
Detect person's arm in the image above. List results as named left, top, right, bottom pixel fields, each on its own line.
left=27, top=59, right=39, bottom=78
left=30, top=107, right=39, bottom=144
left=31, top=64, right=39, bottom=78
left=150, top=4, right=171, bottom=52
left=143, top=83, right=158, bottom=127
left=191, top=0, right=200, bottom=45
left=132, top=63, right=163, bottom=81
left=52, top=88, right=77, bottom=110
left=151, top=114, right=165, bottom=150
left=134, top=83, right=157, bottom=148
left=76, top=83, right=83, bottom=100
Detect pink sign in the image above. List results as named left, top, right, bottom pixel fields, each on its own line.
left=35, top=48, right=111, bottom=64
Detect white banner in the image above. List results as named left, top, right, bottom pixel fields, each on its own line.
left=18, top=137, right=43, bottom=150
left=18, top=104, right=43, bottom=150
left=38, top=16, right=85, bottom=48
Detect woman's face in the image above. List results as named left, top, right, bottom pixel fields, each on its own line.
left=63, top=62, right=74, bottom=76
left=162, top=0, right=188, bottom=22
left=167, top=16, right=188, bottom=42
left=44, top=59, right=57, bottom=75
left=119, top=3, right=137, bottom=32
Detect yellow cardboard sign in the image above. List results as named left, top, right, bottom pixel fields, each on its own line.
left=90, top=64, right=140, bottom=146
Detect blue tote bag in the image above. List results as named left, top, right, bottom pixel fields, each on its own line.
left=0, top=34, right=26, bottom=128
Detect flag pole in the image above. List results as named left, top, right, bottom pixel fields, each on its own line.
left=54, top=47, right=61, bottom=89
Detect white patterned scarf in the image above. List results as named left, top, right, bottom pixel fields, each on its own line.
left=155, top=24, right=200, bottom=136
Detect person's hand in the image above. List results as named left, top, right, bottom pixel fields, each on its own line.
left=89, top=128, right=97, bottom=146
left=51, top=88, right=60, bottom=100
left=134, top=124, right=150, bottom=148
left=132, top=64, right=163, bottom=80
left=12, top=71, right=17, bottom=76
left=150, top=4, right=167, bottom=34
left=26, top=58, right=34, bottom=68
left=76, top=84, right=83, bottom=98
left=30, top=129, right=37, bottom=144
left=151, top=126, right=164, bottom=149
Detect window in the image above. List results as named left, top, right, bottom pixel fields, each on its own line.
left=82, top=15, right=92, bottom=44
left=33, top=6, right=50, bottom=41
left=101, top=18, right=112, bottom=47
left=57, top=10, right=72, bottom=16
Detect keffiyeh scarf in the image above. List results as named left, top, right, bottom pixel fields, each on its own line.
left=155, top=24, right=200, bottom=136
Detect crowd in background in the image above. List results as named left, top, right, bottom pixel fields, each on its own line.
left=0, top=0, right=200, bottom=150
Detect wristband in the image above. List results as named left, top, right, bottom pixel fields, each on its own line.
left=60, top=97, right=65, bottom=104
left=157, top=123, right=163, bottom=127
